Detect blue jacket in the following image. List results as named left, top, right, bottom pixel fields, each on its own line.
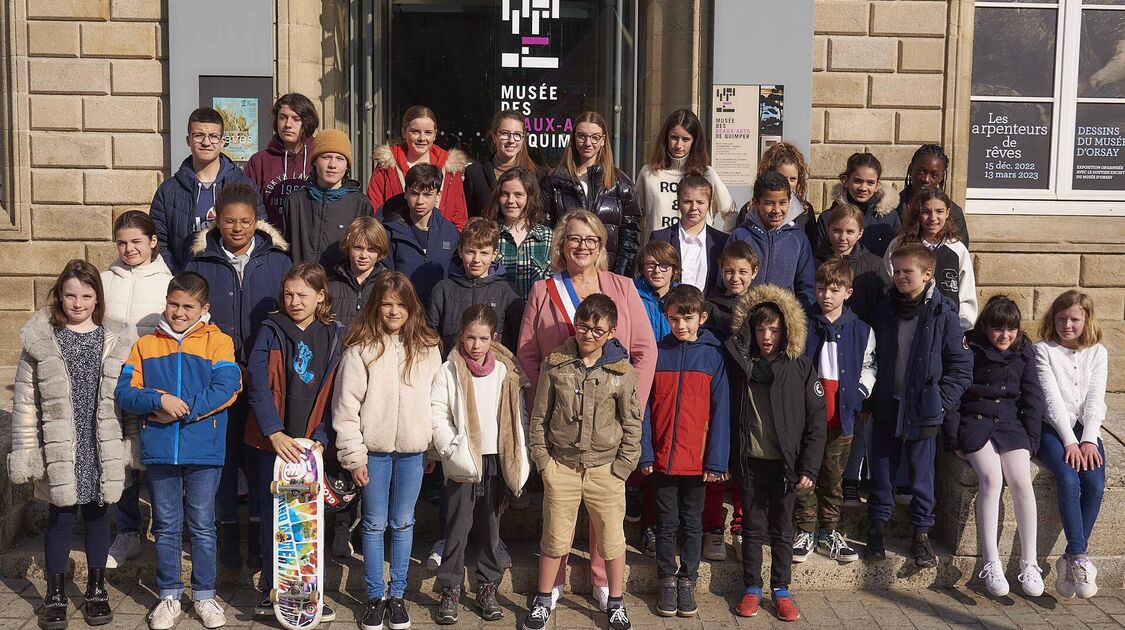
left=640, top=330, right=730, bottom=475
left=634, top=277, right=674, bottom=341
left=870, top=283, right=973, bottom=441
left=382, top=201, right=460, bottom=307
left=151, top=155, right=265, bottom=273
left=115, top=316, right=242, bottom=466
left=729, top=211, right=817, bottom=309
left=804, top=308, right=876, bottom=436
left=648, top=224, right=728, bottom=296
left=185, top=221, right=293, bottom=363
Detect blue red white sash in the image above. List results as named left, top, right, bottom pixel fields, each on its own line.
left=545, top=272, right=581, bottom=335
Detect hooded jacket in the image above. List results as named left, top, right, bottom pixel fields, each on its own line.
left=101, top=256, right=173, bottom=336
left=814, top=241, right=886, bottom=324
left=244, top=135, right=314, bottom=227
left=186, top=220, right=293, bottom=362
left=869, top=283, right=973, bottom=441
left=151, top=155, right=265, bottom=273
left=944, top=335, right=1044, bottom=454
left=326, top=261, right=388, bottom=328
left=115, top=315, right=242, bottom=466
left=528, top=337, right=642, bottom=480
left=815, top=183, right=902, bottom=258
left=640, top=330, right=731, bottom=476
left=431, top=344, right=530, bottom=493
left=426, top=258, right=521, bottom=354
left=735, top=195, right=818, bottom=246
left=382, top=205, right=460, bottom=307
left=281, top=179, right=373, bottom=269
left=244, top=313, right=345, bottom=452
left=882, top=235, right=977, bottom=331
left=542, top=163, right=642, bottom=276
left=367, top=143, right=470, bottom=230
left=804, top=307, right=877, bottom=436
left=725, top=284, right=827, bottom=485
left=634, top=277, right=674, bottom=341
left=8, top=311, right=137, bottom=506
left=729, top=204, right=818, bottom=309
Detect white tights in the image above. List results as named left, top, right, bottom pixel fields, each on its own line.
left=966, top=443, right=1038, bottom=565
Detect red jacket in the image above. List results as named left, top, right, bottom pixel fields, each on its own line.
left=366, top=143, right=469, bottom=230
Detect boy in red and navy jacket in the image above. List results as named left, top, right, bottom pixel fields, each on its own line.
left=639, top=285, right=730, bottom=618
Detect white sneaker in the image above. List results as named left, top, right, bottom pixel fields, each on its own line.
left=107, top=532, right=141, bottom=569
left=548, top=585, right=563, bottom=610
left=497, top=540, right=512, bottom=569
left=1072, top=557, right=1098, bottom=599
left=332, top=519, right=354, bottom=557
left=147, top=596, right=182, bottom=630
left=702, top=531, right=727, bottom=561
left=1055, top=556, right=1076, bottom=599
left=1018, top=561, right=1044, bottom=597
left=593, top=585, right=608, bottom=613
left=194, top=598, right=226, bottom=629
left=427, top=539, right=445, bottom=571
left=978, top=560, right=1009, bottom=597
left=792, top=531, right=815, bottom=563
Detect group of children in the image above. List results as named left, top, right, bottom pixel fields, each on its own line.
left=5, top=99, right=1111, bottom=630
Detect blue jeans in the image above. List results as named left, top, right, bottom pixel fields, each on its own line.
left=1038, top=425, right=1106, bottom=556
left=147, top=464, right=223, bottom=600
left=114, top=470, right=143, bottom=534
left=360, top=452, right=424, bottom=599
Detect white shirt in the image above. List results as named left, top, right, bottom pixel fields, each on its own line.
left=678, top=224, right=708, bottom=291
left=1034, top=340, right=1108, bottom=446
left=222, top=238, right=256, bottom=284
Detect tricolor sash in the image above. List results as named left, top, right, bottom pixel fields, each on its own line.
left=544, top=272, right=581, bottom=335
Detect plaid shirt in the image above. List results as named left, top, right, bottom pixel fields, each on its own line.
left=499, top=223, right=553, bottom=298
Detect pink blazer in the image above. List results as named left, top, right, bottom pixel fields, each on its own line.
left=517, top=270, right=658, bottom=410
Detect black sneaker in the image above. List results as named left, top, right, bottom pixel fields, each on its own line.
left=656, top=577, right=677, bottom=617
left=842, top=480, right=862, bottom=507
left=320, top=603, right=337, bottom=622
left=436, top=588, right=458, bottom=625
left=361, top=597, right=387, bottom=630
left=817, top=529, right=859, bottom=563
left=386, top=597, right=411, bottom=630
left=625, top=487, right=642, bottom=522
left=522, top=602, right=551, bottom=630
left=642, top=526, right=656, bottom=558
left=865, top=522, right=886, bottom=561
left=791, top=531, right=815, bottom=563
left=476, top=583, right=503, bottom=621
left=912, top=531, right=937, bottom=568
left=677, top=577, right=698, bottom=617
left=607, top=603, right=632, bottom=630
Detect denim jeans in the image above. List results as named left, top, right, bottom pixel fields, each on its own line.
left=1038, top=425, right=1106, bottom=556
left=360, top=452, right=424, bottom=599
left=147, top=464, right=223, bottom=600
left=114, top=470, right=143, bottom=534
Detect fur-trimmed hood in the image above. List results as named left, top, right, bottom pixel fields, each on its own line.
left=729, top=284, right=808, bottom=359
left=189, top=219, right=289, bottom=256
left=830, top=182, right=900, bottom=218
left=373, top=142, right=469, bottom=174
left=546, top=337, right=632, bottom=374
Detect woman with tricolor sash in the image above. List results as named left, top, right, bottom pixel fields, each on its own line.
left=516, top=209, right=657, bottom=611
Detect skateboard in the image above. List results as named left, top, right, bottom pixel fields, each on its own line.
left=269, top=437, right=324, bottom=630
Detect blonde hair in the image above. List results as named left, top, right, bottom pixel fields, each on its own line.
left=549, top=209, right=609, bottom=272
left=340, top=216, right=389, bottom=259
left=1039, top=290, right=1103, bottom=349
left=280, top=262, right=335, bottom=325
left=563, top=111, right=615, bottom=190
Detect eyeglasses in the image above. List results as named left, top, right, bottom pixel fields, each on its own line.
left=496, top=131, right=524, bottom=142
left=221, top=218, right=255, bottom=228
left=575, top=133, right=605, bottom=145
left=564, top=235, right=602, bottom=249
left=642, top=262, right=674, bottom=273
left=576, top=324, right=612, bottom=339
left=190, top=132, right=224, bottom=145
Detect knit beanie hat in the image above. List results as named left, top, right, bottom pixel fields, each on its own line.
left=311, top=129, right=352, bottom=169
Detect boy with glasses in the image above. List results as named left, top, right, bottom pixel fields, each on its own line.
left=151, top=107, right=264, bottom=273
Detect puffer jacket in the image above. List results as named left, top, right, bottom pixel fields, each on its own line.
left=243, top=135, right=313, bottom=227
left=151, top=154, right=264, bottom=273
left=725, top=284, right=827, bottom=485
left=814, top=241, right=886, bottom=325
left=528, top=337, right=642, bottom=480
left=883, top=235, right=977, bottom=330
left=426, top=258, right=521, bottom=355
left=542, top=163, right=642, bottom=276
left=326, top=261, right=389, bottom=328
left=185, top=220, right=293, bottom=362
left=8, top=311, right=137, bottom=506
left=729, top=203, right=817, bottom=309
left=815, top=183, right=901, bottom=257
left=430, top=345, right=530, bottom=493
left=331, top=335, right=443, bottom=469
left=101, top=256, right=173, bottom=335
left=281, top=179, right=374, bottom=269
left=367, top=143, right=470, bottom=230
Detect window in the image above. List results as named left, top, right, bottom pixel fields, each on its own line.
left=966, top=0, right=1125, bottom=214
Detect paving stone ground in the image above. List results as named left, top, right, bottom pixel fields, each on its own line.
left=3, top=578, right=1125, bottom=630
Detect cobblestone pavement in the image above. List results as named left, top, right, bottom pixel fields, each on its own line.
left=2, top=578, right=1125, bottom=629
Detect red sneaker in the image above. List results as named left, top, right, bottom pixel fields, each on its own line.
left=774, top=594, right=800, bottom=622
left=736, top=592, right=760, bottom=617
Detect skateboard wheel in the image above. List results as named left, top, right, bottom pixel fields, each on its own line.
left=269, top=589, right=279, bottom=604
left=270, top=481, right=280, bottom=494
left=309, top=482, right=321, bottom=495
left=309, top=591, right=320, bottom=605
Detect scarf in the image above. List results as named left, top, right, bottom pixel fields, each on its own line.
left=306, top=178, right=353, bottom=204
left=458, top=345, right=497, bottom=377
left=889, top=284, right=928, bottom=320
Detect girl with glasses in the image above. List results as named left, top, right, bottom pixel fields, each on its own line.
left=465, top=110, right=542, bottom=218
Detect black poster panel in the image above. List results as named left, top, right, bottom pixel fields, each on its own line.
left=967, top=101, right=1052, bottom=190
left=1073, top=103, right=1125, bottom=191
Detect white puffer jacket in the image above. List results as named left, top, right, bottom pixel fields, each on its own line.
left=101, top=256, right=173, bottom=335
